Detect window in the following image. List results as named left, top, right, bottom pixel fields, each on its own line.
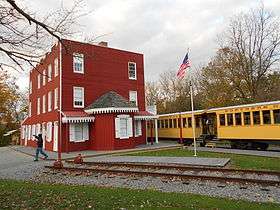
left=73, top=53, right=84, bottom=73
left=32, top=124, right=36, bottom=139
left=129, top=91, right=138, bottom=106
left=244, top=112, right=251, bottom=125
left=188, top=117, right=192, bottom=127
left=29, top=81, right=32, bottom=94
left=54, top=58, right=59, bottom=77
left=195, top=117, right=200, bottom=128
left=42, top=95, right=46, bottom=113
left=219, top=114, right=225, bottom=126
left=29, top=102, right=32, bottom=117
left=73, top=87, right=84, bottom=108
left=227, top=113, right=233, bottom=126
left=164, top=119, right=168, bottom=128
left=157, top=120, right=160, bottom=128
left=46, top=122, right=52, bottom=142
left=43, top=70, right=46, bottom=86
left=69, top=123, right=89, bottom=142
left=262, top=110, right=271, bottom=125
left=253, top=111, right=260, bottom=125
left=48, top=91, right=52, bottom=112
left=235, top=113, right=242, bottom=125
left=28, top=125, right=31, bottom=140
left=21, top=126, right=25, bottom=139
left=36, top=124, right=41, bottom=135
left=37, top=74, right=41, bottom=89
left=183, top=118, right=187, bottom=128
left=173, top=119, right=177, bottom=128
left=48, top=64, right=52, bottom=82
left=128, top=62, right=136, bottom=80
left=37, top=98, right=40, bottom=115
left=161, top=120, right=164, bottom=128
left=178, top=118, right=181, bottom=128
left=54, top=88, right=58, bottom=109
left=273, top=109, right=280, bottom=124
left=115, top=115, right=133, bottom=139
left=169, top=119, right=173, bottom=128
left=134, top=120, right=142, bottom=137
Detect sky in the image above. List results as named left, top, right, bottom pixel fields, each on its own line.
left=15, top=0, right=280, bottom=91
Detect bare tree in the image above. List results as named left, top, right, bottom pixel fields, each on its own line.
left=0, top=0, right=85, bottom=72
left=219, top=6, right=280, bottom=100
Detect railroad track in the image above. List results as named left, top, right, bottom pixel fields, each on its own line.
left=46, top=162, right=280, bottom=186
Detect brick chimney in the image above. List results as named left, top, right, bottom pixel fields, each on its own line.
left=98, top=41, right=108, bottom=47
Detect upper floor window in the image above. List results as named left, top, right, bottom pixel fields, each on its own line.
left=128, top=62, right=136, bottom=80
left=73, top=53, right=84, bottom=73
left=37, top=98, right=40, bottom=115
left=29, top=101, right=32, bottom=117
left=42, top=95, right=46, bottom=113
left=54, top=88, right=58, bottom=110
left=43, top=70, right=46, bottom=86
left=48, top=64, right=52, bottom=82
left=54, top=58, right=59, bottom=77
left=48, top=91, right=52, bottom=112
left=37, top=74, right=41, bottom=89
left=73, top=87, right=84, bottom=108
left=129, top=91, right=138, bottom=106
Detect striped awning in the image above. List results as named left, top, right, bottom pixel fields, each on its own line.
left=134, top=111, right=158, bottom=120
left=61, top=111, right=95, bottom=123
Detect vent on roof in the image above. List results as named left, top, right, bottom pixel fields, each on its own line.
left=98, top=41, right=108, bottom=47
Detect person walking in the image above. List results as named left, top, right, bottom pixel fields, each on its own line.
left=33, top=133, right=48, bottom=161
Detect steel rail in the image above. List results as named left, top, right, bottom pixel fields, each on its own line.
left=45, top=165, right=280, bottom=186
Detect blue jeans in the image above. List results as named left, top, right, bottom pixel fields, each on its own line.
left=35, top=147, right=48, bottom=160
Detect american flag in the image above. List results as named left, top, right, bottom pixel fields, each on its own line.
left=176, top=53, right=191, bottom=79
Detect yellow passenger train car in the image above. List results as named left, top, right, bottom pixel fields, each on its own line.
left=148, top=101, right=280, bottom=150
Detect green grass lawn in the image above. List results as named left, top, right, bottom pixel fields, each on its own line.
left=127, top=148, right=280, bottom=171
left=0, top=179, right=279, bottom=210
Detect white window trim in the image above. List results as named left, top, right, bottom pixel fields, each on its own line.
left=115, top=114, right=133, bottom=139
left=54, top=88, right=58, bottom=109
left=37, top=74, right=40, bottom=89
left=48, top=64, right=52, bottom=82
left=48, top=91, right=52, bottom=112
left=43, top=70, right=46, bottom=86
left=69, top=123, right=89, bottom=142
left=73, top=53, right=84, bottom=74
left=54, top=58, right=59, bottom=77
left=37, top=97, right=40, bottom=115
left=129, top=90, right=138, bottom=106
left=42, top=95, right=46, bottom=113
left=128, top=62, right=137, bottom=80
left=73, top=86, right=84, bottom=108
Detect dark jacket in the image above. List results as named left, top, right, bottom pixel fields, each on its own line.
left=34, top=134, right=43, bottom=148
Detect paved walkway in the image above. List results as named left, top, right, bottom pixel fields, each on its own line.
left=83, top=156, right=230, bottom=167
left=188, top=147, right=280, bottom=158
left=10, top=141, right=180, bottom=160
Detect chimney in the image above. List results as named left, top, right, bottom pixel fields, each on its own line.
left=98, top=41, right=108, bottom=47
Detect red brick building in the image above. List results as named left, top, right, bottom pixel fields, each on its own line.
left=21, top=39, right=154, bottom=152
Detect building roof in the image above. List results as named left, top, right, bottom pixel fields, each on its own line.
left=85, top=91, right=138, bottom=114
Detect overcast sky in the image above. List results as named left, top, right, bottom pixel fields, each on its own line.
left=16, top=0, right=280, bottom=91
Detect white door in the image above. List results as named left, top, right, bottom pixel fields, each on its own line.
left=53, top=121, right=58, bottom=152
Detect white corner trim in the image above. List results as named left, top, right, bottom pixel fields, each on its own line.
left=85, top=107, right=138, bottom=114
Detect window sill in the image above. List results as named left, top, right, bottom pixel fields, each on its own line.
left=73, top=71, right=84, bottom=74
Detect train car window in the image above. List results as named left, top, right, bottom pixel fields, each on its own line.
left=262, top=110, right=271, bottom=124
left=183, top=118, right=187, bottom=128
left=165, top=119, right=168, bottom=128
left=173, top=119, right=177, bottom=128
left=235, top=113, right=242, bottom=125
left=169, top=119, right=173, bottom=128
left=157, top=120, right=160, bottom=128
left=227, top=114, right=233, bottom=126
left=253, top=111, right=260, bottom=125
left=273, top=109, right=280, bottom=124
left=219, top=114, right=225, bottom=126
left=160, top=120, right=164, bottom=128
left=195, top=118, right=200, bottom=128
left=244, top=112, right=251, bottom=125
left=188, top=117, right=192, bottom=127
left=178, top=118, right=181, bottom=128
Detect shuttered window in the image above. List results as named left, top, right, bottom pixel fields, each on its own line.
left=69, top=123, right=89, bottom=142
left=115, top=115, right=133, bottom=139
left=134, top=120, right=142, bottom=137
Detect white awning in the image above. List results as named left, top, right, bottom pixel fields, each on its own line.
left=85, top=107, right=138, bottom=114
left=62, top=116, right=95, bottom=123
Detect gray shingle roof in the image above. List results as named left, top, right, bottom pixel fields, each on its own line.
left=85, top=91, right=137, bottom=110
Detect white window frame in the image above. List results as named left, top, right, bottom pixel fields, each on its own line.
left=54, top=58, right=59, bottom=77
left=115, top=115, right=133, bottom=139
left=48, top=64, right=52, bottom=82
left=128, top=62, right=137, bottom=80
left=129, top=90, right=138, bottom=106
left=48, top=91, right=52, bottom=112
left=73, top=87, right=84, bottom=108
left=54, top=88, right=58, bottom=109
left=37, top=97, right=40, bottom=115
left=69, top=123, right=89, bottom=142
left=43, top=70, right=46, bottom=86
left=37, top=74, right=41, bottom=89
left=42, top=95, right=46, bottom=113
left=46, top=122, right=52, bottom=142
left=73, top=53, right=84, bottom=74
